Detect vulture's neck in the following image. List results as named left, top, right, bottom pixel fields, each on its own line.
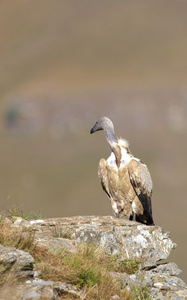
left=104, top=128, right=131, bottom=168
left=112, top=144, right=122, bottom=168
left=105, top=131, right=122, bottom=167
left=105, top=129, right=118, bottom=147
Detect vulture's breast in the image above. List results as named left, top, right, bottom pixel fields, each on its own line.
left=107, top=147, right=131, bottom=169
left=106, top=149, right=133, bottom=197
left=107, top=152, right=118, bottom=168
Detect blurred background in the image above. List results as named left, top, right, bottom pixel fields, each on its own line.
left=0, top=0, right=187, bottom=282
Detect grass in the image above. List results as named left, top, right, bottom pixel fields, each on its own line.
left=0, top=218, right=36, bottom=252
left=0, top=218, right=119, bottom=298
left=0, top=219, right=36, bottom=288
left=50, top=224, right=74, bottom=239
left=0, top=215, right=151, bottom=299
left=7, top=205, right=43, bottom=220
left=108, top=253, right=140, bottom=275
left=34, top=245, right=120, bottom=299
left=131, top=285, right=152, bottom=300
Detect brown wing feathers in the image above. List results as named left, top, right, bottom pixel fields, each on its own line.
left=98, top=158, right=111, bottom=199
left=128, top=159, right=154, bottom=225
left=90, top=117, right=154, bottom=226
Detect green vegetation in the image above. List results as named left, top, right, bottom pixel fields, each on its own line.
left=108, top=253, right=140, bottom=275
left=0, top=219, right=35, bottom=252
left=0, top=216, right=152, bottom=299
left=0, top=219, right=36, bottom=286
left=51, top=224, right=74, bottom=239
left=131, top=285, right=152, bottom=300
left=7, top=205, right=43, bottom=220
left=0, top=219, right=119, bottom=298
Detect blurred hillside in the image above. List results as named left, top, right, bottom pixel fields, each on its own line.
left=0, top=0, right=187, bottom=282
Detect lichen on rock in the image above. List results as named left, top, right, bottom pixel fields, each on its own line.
left=0, top=215, right=186, bottom=299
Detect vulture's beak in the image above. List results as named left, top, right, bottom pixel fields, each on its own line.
left=90, top=122, right=102, bottom=134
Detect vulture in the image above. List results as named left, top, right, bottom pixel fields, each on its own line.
left=90, top=117, right=154, bottom=225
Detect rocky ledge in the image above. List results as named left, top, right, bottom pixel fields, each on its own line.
left=0, top=215, right=186, bottom=299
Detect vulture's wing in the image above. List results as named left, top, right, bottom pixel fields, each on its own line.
left=128, top=158, right=154, bottom=225
left=98, top=158, right=111, bottom=198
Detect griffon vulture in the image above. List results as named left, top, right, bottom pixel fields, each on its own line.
left=90, top=117, right=154, bottom=225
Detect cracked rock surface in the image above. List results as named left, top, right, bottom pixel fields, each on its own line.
left=0, top=215, right=186, bottom=299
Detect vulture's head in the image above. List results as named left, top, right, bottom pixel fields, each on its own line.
left=90, top=117, right=117, bottom=144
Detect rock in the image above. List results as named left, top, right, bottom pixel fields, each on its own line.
left=0, top=279, right=56, bottom=300
left=25, top=279, right=56, bottom=300
left=23, top=290, right=41, bottom=300
left=110, top=295, right=121, bottom=300
left=0, top=245, right=34, bottom=279
left=151, top=262, right=182, bottom=276
left=70, top=217, right=176, bottom=268
left=0, top=215, right=186, bottom=299
left=53, top=282, right=83, bottom=298
left=24, top=216, right=177, bottom=267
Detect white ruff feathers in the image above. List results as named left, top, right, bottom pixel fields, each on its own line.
left=117, top=138, right=129, bottom=149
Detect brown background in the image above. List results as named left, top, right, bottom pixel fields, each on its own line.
left=0, top=0, right=186, bottom=282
